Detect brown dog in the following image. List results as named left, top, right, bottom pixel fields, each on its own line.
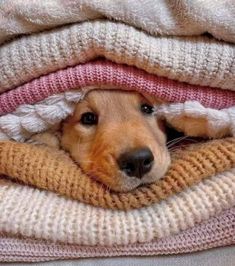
left=61, top=90, right=170, bottom=192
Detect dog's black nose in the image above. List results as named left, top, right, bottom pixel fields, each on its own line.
left=118, top=148, right=154, bottom=179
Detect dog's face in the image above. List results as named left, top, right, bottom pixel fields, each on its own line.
left=61, top=90, right=170, bottom=192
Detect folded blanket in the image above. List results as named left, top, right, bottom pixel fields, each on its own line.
left=1, top=21, right=234, bottom=92
left=0, top=60, right=234, bottom=116
left=1, top=0, right=234, bottom=44
left=0, top=167, right=234, bottom=246
left=0, top=138, right=235, bottom=210
left=1, top=4, right=235, bottom=261
left=1, top=207, right=234, bottom=262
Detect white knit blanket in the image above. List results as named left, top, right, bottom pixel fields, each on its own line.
left=1, top=21, right=234, bottom=93
left=0, top=0, right=234, bottom=45
left=0, top=91, right=234, bottom=142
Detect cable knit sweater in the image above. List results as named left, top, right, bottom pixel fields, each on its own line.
left=0, top=138, right=235, bottom=210
left=0, top=0, right=234, bottom=44
left=0, top=168, right=234, bottom=246
left=1, top=21, right=234, bottom=92
left=1, top=207, right=234, bottom=262
left=0, top=90, right=234, bottom=142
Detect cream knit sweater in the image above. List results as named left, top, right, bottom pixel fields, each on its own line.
left=0, top=168, right=234, bottom=246
left=0, top=0, right=234, bottom=44
left=0, top=21, right=234, bottom=92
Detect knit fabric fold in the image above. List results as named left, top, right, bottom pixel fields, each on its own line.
left=0, top=167, right=234, bottom=246
left=0, top=89, right=234, bottom=142
left=0, top=60, right=234, bottom=116
left=1, top=0, right=234, bottom=45
left=1, top=1, right=235, bottom=262
left=1, top=207, right=234, bottom=262
left=0, top=138, right=235, bottom=210
left=1, top=21, right=234, bottom=93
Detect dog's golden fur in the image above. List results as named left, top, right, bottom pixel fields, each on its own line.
left=29, top=89, right=231, bottom=192
left=61, top=90, right=170, bottom=192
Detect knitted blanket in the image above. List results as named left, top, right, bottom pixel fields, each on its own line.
left=0, top=168, right=234, bottom=246
left=1, top=207, right=234, bottom=262
left=1, top=0, right=234, bottom=44
left=0, top=61, right=234, bottom=142
left=1, top=21, right=234, bottom=93
left=1, top=138, right=235, bottom=210
left=1, top=2, right=235, bottom=262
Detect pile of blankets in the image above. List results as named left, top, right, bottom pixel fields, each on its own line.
left=0, top=0, right=235, bottom=262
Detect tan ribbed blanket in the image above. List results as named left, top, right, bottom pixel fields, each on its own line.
left=1, top=138, right=235, bottom=210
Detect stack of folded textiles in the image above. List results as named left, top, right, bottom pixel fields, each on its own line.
left=0, top=0, right=234, bottom=263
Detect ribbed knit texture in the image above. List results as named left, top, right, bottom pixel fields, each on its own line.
left=1, top=0, right=234, bottom=45
left=1, top=138, right=235, bottom=210
left=0, top=168, right=234, bottom=246
left=1, top=21, right=234, bottom=92
left=0, top=60, right=234, bottom=116
left=1, top=207, right=234, bottom=262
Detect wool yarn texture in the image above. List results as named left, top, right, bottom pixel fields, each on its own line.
left=1, top=207, right=234, bottom=262
left=0, top=167, right=234, bottom=246
left=0, top=89, right=234, bottom=142
left=0, top=138, right=235, bottom=210
left=1, top=0, right=234, bottom=45
left=1, top=21, right=235, bottom=93
left=0, top=1, right=235, bottom=263
left=0, top=60, right=234, bottom=116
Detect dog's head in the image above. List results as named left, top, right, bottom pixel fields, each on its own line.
left=61, top=90, right=170, bottom=192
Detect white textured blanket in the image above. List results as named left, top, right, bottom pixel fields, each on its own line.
left=1, top=21, right=234, bottom=93
left=0, top=0, right=234, bottom=45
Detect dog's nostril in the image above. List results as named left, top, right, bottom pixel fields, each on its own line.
left=118, top=147, right=154, bottom=179
left=122, top=162, right=135, bottom=176
left=143, top=158, right=152, bottom=167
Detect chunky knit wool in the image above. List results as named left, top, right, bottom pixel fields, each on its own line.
left=1, top=21, right=234, bottom=92
left=0, top=60, right=234, bottom=116
left=1, top=0, right=234, bottom=45
left=0, top=91, right=84, bottom=141
left=0, top=168, right=234, bottom=246
left=1, top=206, right=234, bottom=262
left=0, top=89, right=234, bottom=142
left=0, top=138, right=235, bottom=210
left=156, top=102, right=235, bottom=138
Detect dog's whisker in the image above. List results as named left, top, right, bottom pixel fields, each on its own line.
left=167, top=135, right=188, bottom=145
left=167, top=136, right=192, bottom=148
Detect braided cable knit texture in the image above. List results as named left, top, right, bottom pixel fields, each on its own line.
left=0, top=89, right=234, bottom=141
left=0, top=91, right=83, bottom=141
left=0, top=207, right=234, bottom=262
left=156, top=102, right=235, bottom=138
left=0, top=138, right=235, bottom=210
left=0, top=21, right=234, bottom=92
left=0, top=168, right=234, bottom=245
left=0, top=60, right=234, bottom=116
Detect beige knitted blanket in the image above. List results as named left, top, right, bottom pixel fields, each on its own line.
left=0, top=167, right=234, bottom=246
left=0, top=0, right=234, bottom=45
left=1, top=21, right=234, bottom=94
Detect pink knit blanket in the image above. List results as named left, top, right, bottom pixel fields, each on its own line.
left=0, top=60, right=234, bottom=116
left=1, top=207, right=234, bottom=262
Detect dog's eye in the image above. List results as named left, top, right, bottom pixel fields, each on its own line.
left=80, top=112, right=98, bottom=125
left=141, top=104, right=154, bottom=114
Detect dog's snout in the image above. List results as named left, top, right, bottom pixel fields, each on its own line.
left=118, top=147, right=154, bottom=179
